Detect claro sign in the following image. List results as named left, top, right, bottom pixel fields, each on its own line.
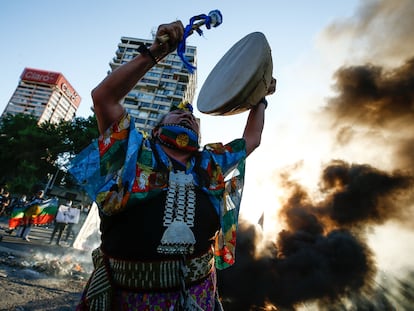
left=22, top=68, right=59, bottom=84
left=21, top=68, right=81, bottom=106
left=61, top=82, right=78, bottom=101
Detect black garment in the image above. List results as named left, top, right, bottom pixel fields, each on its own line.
left=100, top=187, right=219, bottom=260
left=64, top=223, right=75, bottom=242
left=49, top=222, right=67, bottom=245
left=100, top=150, right=220, bottom=260
left=0, top=195, right=10, bottom=216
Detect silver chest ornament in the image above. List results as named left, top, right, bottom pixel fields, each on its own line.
left=157, top=171, right=196, bottom=255
left=157, top=171, right=206, bottom=310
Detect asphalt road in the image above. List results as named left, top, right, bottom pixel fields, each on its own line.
left=0, top=215, right=93, bottom=278
left=0, top=216, right=90, bottom=260
left=0, top=216, right=93, bottom=311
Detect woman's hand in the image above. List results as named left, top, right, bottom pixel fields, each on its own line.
left=151, top=21, right=184, bottom=60
left=267, top=77, right=277, bottom=95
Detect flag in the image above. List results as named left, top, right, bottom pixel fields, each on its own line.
left=8, top=198, right=59, bottom=229
left=257, top=212, right=264, bottom=229
left=8, top=206, right=26, bottom=229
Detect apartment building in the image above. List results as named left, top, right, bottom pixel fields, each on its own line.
left=2, top=68, right=81, bottom=124
left=110, top=37, right=197, bottom=133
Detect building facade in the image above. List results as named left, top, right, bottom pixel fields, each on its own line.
left=110, top=37, right=197, bottom=134
left=2, top=68, right=81, bottom=124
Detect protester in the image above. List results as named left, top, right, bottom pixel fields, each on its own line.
left=4, top=194, right=27, bottom=235
left=70, top=20, right=276, bottom=310
left=49, top=200, right=72, bottom=245
left=63, top=204, right=81, bottom=246
left=0, top=190, right=11, bottom=217
left=20, top=190, right=45, bottom=241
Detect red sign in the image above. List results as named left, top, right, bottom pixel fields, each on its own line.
left=61, top=82, right=81, bottom=106
left=21, top=68, right=81, bottom=107
left=21, top=68, right=60, bottom=85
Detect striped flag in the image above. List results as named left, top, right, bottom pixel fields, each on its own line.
left=8, top=198, right=59, bottom=229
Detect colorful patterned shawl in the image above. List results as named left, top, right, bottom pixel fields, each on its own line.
left=69, top=114, right=246, bottom=269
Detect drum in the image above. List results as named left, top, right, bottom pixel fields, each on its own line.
left=197, top=32, right=273, bottom=115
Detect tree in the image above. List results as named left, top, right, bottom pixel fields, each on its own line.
left=0, top=113, right=98, bottom=194
left=51, top=115, right=99, bottom=188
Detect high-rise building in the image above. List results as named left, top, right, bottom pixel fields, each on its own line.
left=110, top=37, right=197, bottom=134
left=2, top=68, right=81, bottom=124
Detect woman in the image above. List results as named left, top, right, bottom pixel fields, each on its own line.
left=71, top=20, right=276, bottom=310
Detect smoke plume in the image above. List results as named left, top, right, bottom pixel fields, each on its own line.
left=218, top=0, right=414, bottom=309
left=322, top=0, right=414, bottom=67
left=218, top=161, right=413, bottom=309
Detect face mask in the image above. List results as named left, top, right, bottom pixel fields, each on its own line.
left=157, top=124, right=199, bottom=152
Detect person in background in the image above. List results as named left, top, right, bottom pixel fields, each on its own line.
left=17, top=194, right=27, bottom=206
left=20, top=190, right=45, bottom=241
left=49, top=200, right=72, bottom=246
left=71, top=20, right=276, bottom=310
left=4, top=194, right=27, bottom=235
left=0, top=190, right=11, bottom=217
left=63, top=204, right=81, bottom=246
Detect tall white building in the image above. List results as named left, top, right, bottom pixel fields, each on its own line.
left=2, top=68, right=81, bottom=124
left=110, top=37, right=197, bottom=133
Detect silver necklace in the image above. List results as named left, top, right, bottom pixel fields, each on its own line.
left=157, top=170, right=196, bottom=255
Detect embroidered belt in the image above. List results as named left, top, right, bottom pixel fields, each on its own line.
left=80, top=248, right=214, bottom=310
left=108, top=250, right=214, bottom=291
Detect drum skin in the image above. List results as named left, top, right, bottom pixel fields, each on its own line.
left=197, top=32, right=273, bottom=115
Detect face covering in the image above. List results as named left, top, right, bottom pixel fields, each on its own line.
left=157, top=124, right=199, bottom=152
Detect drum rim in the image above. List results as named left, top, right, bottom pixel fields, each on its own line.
left=197, top=32, right=273, bottom=115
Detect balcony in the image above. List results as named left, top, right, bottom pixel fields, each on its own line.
left=173, top=71, right=189, bottom=83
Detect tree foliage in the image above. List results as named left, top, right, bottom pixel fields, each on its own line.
left=0, top=113, right=98, bottom=194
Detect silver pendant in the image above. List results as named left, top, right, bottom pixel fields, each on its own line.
left=157, top=220, right=195, bottom=255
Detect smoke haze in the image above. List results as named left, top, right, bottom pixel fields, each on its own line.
left=218, top=0, right=414, bottom=309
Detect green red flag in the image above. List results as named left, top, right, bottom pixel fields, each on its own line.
left=8, top=198, right=59, bottom=229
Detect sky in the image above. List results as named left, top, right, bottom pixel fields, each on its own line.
left=2, top=0, right=414, bottom=309
left=0, top=0, right=360, bottom=205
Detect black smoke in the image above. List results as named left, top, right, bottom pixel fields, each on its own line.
left=326, top=57, right=414, bottom=172
left=217, top=160, right=413, bottom=310
left=217, top=2, right=414, bottom=307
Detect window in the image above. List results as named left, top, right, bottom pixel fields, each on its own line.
left=141, top=78, right=158, bottom=85
left=124, top=99, right=138, bottom=106
left=149, top=112, right=158, bottom=119
left=136, top=118, right=145, bottom=124
left=186, top=47, right=196, bottom=54
left=155, top=96, right=170, bottom=103
left=138, top=111, right=149, bottom=118
left=159, top=105, right=170, bottom=111
left=140, top=102, right=151, bottom=108
left=137, top=93, right=154, bottom=100
left=146, top=72, right=161, bottom=78
left=161, top=74, right=173, bottom=79
left=147, top=120, right=157, bottom=126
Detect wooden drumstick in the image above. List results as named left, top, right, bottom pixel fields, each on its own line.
left=157, top=34, right=170, bottom=44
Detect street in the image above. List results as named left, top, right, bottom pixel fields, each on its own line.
left=0, top=216, right=93, bottom=310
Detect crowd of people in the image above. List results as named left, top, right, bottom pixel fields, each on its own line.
left=0, top=187, right=88, bottom=246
